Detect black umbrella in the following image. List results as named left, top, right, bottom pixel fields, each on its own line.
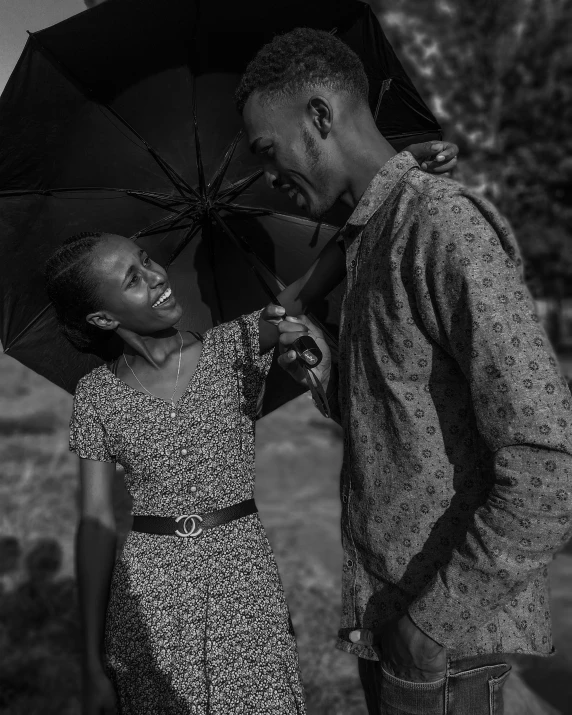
left=0, top=0, right=441, bottom=415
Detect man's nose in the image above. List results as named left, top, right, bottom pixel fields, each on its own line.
left=264, top=170, right=278, bottom=190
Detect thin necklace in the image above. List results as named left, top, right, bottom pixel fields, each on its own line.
left=123, top=331, right=183, bottom=406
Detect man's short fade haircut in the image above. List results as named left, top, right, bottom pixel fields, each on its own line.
left=235, top=27, right=369, bottom=114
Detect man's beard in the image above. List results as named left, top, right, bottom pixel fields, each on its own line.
left=301, top=127, right=337, bottom=219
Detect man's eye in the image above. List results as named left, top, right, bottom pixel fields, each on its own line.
left=142, top=255, right=150, bottom=266
left=129, top=274, right=139, bottom=287
left=259, top=145, right=273, bottom=155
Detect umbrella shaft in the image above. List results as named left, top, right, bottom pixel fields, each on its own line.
left=209, top=209, right=281, bottom=307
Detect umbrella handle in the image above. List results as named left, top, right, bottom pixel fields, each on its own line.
left=273, top=298, right=323, bottom=369
left=274, top=306, right=330, bottom=418
left=291, top=334, right=323, bottom=368
left=288, top=330, right=331, bottom=419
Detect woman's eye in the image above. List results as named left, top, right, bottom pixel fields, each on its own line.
left=142, top=255, right=150, bottom=266
left=129, top=274, right=140, bottom=287
left=260, top=145, right=273, bottom=155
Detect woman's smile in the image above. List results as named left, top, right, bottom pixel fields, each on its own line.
left=151, top=286, right=174, bottom=309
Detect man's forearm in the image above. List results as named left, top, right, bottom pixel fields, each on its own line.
left=409, top=189, right=572, bottom=650
left=275, top=234, right=346, bottom=317
left=408, top=442, right=572, bottom=649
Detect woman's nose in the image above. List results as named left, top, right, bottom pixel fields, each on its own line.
left=148, top=269, right=166, bottom=287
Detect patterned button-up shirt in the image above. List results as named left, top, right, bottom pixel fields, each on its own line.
left=334, top=151, right=572, bottom=660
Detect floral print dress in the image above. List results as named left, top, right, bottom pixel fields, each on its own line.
left=69, top=310, right=306, bottom=715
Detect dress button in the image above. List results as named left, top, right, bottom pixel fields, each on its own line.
left=170, top=412, right=176, bottom=419
left=190, top=486, right=197, bottom=493
left=180, top=448, right=188, bottom=456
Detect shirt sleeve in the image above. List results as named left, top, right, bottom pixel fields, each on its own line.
left=69, top=378, right=115, bottom=463
left=407, top=191, right=572, bottom=649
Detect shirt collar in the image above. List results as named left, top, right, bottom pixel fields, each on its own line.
left=346, top=151, right=419, bottom=227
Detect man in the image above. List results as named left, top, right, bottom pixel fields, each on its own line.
left=236, top=27, right=572, bottom=715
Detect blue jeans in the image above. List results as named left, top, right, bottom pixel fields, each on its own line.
left=358, top=653, right=512, bottom=715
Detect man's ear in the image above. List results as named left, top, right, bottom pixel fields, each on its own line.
left=86, top=311, right=119, bottom=332
left=308, top=96, right=333, bottom=139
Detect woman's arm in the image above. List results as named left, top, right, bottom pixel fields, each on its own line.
left=76, top=458, right=118, bottom=710
left=259, top=233, right=346, bottom=352
left=404, top=141, right=459, bottom=174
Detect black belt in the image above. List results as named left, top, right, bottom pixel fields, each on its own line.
left=132, top=499, right=257, bottom=538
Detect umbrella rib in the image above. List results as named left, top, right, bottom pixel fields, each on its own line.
left=133, top=140, right=198, bottom=199
left=0, top=187, right=186, bottom=204
left=26, top=32, right=199, bottom=200
left=126, top=193, right=190, bottom=211
left=2, top=303, right=52, bottom=354
left=133, top=206, right=200, bottom=239
left=208, top=130, right=244, bottom=199
left=217, top=169, right=264, bottom=202
left=210, top=210, right=280, bottom=305
left=133, top=222, right=198, bottom=239
left=97, top=103, right=201, bottom=199
left=373, top=79, right=392, bottom=122
left=167, top=221, right=203, bottom=266
left=216, top=203, right=272, bottom=216
left=191, top=77, right=207, bottom=199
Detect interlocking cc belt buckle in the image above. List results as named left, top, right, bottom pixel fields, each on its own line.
left=175, top=514, right=204, bottom=538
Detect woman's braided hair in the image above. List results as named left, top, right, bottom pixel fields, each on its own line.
left=44, top=231, right=121, bottom=359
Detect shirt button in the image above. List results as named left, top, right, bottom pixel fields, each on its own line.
left=170, top=412, right=176, bottom=419
left=180, top=448, right=188, bottom=456
left=350, top=259, right=357, bottom=268
left=190, top=486, right=197, bottom=493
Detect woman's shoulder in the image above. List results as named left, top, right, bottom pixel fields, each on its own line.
left=205, top=310, right=259, bottom=349
left=74, top=364, right=113, bottom=399
left=215, top=310, right=262, bottom=336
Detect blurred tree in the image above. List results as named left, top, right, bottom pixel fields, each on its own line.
left=367, top=0, right=572, bottom=299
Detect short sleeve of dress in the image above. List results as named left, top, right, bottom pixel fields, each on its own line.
left=69, top=378, right=115, bottom=463
left=229, top=308, right=274, bottom=379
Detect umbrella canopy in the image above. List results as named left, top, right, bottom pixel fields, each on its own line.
left=0, top=0, right=441, bottom=415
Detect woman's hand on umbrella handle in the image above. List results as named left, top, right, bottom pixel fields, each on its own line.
left=261, top=303, right=286, bottom=326
left=405, top=141, right=459, bottom=174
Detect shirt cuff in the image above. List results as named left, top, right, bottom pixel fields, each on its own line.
left=407, top=573, right=472, bottom=652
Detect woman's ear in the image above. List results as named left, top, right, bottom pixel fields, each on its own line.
left=86, top=311, right=118, bottom=332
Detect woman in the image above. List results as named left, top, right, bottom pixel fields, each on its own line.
left=46, top=142, right=456, bottom=715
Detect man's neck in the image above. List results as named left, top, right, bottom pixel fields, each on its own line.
left=339, top=130, right=396, bottom=210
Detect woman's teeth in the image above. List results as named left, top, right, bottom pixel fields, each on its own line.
left=152, top=287, right=172, bottom=308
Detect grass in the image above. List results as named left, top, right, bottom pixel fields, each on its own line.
left=0, top=352, right=571, bottom=714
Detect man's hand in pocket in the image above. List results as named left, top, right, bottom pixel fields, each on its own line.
left=349, top=614, right=447, bottom=683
